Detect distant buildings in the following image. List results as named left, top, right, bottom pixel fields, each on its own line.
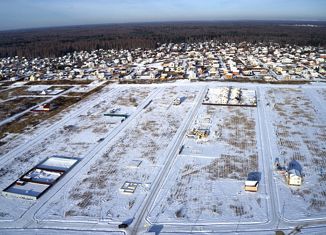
left=0, top=41, right=324, bottom=83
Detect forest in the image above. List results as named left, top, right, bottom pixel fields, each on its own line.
left=0, top=21, right=325, bottom=58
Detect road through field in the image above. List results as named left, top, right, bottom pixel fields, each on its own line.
left=0, top=87, right=121, bottom=166
left=129, top=85, right=207, bottom=235
left=0, top=87, right=163, bottom=232
left=0, top=89, right=72, bottom=127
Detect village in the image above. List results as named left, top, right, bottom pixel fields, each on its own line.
left=0, top=41, right=325, bottom=83
left=0, top=42, right=325, bottom=235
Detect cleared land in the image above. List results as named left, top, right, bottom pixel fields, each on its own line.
left=0, top=81, right=106, bottom=148
left=0, top=97, right=47, bottom=122
left=0, top=85, right=152, bottom=220
left=149, top=97, right=267, bottom=223
left=0, top=82, right=325, bottom=234
left=35, top=86, right=200, bottom=222
left=264, top=87, right=326, bottom=220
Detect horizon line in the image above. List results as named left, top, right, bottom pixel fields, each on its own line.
left=1, top=19, right=326, bottom=33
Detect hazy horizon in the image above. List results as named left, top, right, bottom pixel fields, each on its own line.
left=1, top=0, right=326, bottom=31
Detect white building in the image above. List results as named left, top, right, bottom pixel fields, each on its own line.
left=287, top=169, right=302, bottom=186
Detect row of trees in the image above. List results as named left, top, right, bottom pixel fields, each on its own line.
left=0, top=21, right=325, bottom=58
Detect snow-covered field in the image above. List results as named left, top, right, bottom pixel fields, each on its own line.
left=35, top=86, right=201, bottom=223
left=149, top=96, right=268, bottom=224
left=0, top=81, right=325, bottom=234
left=0, top=85, right=152, bottom=220
left=262, top=87, right=326, bottom=221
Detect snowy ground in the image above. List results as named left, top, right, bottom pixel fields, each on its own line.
left=0, top=85, right=111, bottom=155
left=148, top=97, right=268, bottom=224
left=0, top=81, right=325, bottom=234
left=262, top=86, right=326, bottom=221
left=35, top=86, right=200, bottom=223
left=0, top=85, right=152, bottom=220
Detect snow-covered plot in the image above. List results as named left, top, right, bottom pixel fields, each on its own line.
left=148, top=157, right=267, bottom=224
left=263, top=87, right=326, bottom=221
left=0, top=82, right=326, bottom=233
left=203, top=87, right=256, bottom=106
left=35, top=86, right=200, bottom=223
left=0, top=85, right=111, bottom=156
left=241, top=89, right=257, bottom=106
left=149, top=99, right=268, bottom=224
left=27, top=85, right=67, bottom=95
left=0, top=86, right=152, bottom=220
left=69, top=81, right=106, bottom=93
left=46, top=89, right=65, bottom=95
left=26, top=85, right=52, bottom=92
left=203, top=87, right=229, bottom=104
left=38, top=157, right=78, bottom=172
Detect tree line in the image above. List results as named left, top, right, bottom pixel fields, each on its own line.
left=0, top=21, right=325, bottom=58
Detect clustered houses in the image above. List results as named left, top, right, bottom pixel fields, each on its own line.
left=0, top=41, right=325, bottom=82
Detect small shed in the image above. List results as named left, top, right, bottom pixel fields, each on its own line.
left=245, top=180, right=259, bottom=192
left=287, top=169, right=302, bottom=186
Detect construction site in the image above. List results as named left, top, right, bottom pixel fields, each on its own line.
left=0, top=82, right=325, bottom=235
left=203, top=87, right=257, bottom=107
left=3, top=157, right=79, bottom=200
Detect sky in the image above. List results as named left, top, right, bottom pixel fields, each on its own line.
left=0, top=0, right=326, bottom=30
